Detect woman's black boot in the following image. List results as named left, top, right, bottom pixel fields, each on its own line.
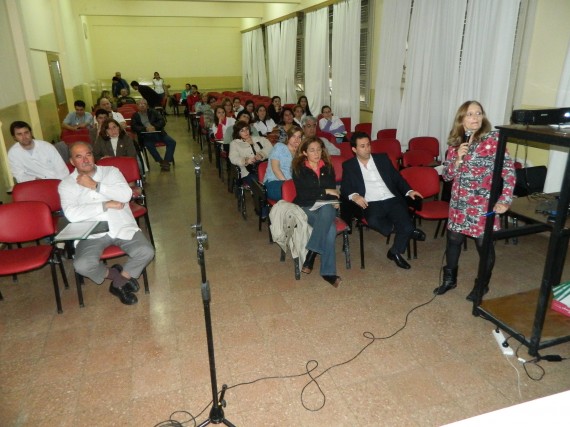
left=433, top=266, right=458, bottom=295
left=466, top=276, right=490, bottom=302
left=301, top=250, right=317, bottom=274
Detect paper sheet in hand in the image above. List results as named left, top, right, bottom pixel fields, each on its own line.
left=309, top=200, right=341, bottom=211
left=55, top=221, right=109, bottom=241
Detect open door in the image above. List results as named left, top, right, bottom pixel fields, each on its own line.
left=47, top=53, right=68, bottom=124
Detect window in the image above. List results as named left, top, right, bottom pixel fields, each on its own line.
left=295, top=14, right=305, bottom=93
left=360, top=0, right=373, bottom=106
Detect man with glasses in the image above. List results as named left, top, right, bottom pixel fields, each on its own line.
left=301, top=116, right=340, bottom=156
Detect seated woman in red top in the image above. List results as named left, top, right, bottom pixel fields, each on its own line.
left=211, top=106, right=236, bottom=141
left=292, top=136, right=341, bottom=288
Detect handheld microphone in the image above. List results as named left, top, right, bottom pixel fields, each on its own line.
left=458, top=131, right=473, bottom=164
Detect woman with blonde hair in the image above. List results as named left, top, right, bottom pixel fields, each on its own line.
left=434, top=100, right=516, bottom=301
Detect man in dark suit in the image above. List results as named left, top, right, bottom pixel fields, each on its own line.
left=130, top=99, right=176, bottom=171
left=340, top=132, right=425, bottom=269
left=130, top=81, right=162, bottom=108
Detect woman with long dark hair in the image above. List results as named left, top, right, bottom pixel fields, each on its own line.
left=291, top=137, right=341, bottom=288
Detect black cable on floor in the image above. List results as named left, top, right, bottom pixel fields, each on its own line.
left=154, top=291, right=438, bottom=425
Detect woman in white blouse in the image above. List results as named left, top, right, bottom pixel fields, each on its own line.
left=253, top=105, right=276, bottom=136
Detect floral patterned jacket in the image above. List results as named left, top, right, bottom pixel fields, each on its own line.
left=442, top=130, right=516, bottom=238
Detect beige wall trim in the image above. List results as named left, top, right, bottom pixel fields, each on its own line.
left=241, top=24, right=263, bottom=34
left=263, top=12, right=302, bottom=27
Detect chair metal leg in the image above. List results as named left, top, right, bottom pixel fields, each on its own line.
left=343, top=231, right=351, bottom=269
left=280, top=248, right=286, bottom=262
left=75, top=272, right=85, bottom=308
left=358, top=222, right=365, bottom=269
left=49, top=261, right=63, bottom=314
left=142, top=267, right=150, bottom=294
left=143, top=212, right=156, bottom=248
left=54, top=249, right=69, bottom=289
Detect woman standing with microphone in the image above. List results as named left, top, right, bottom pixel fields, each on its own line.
left=434, top=101, right=516, bottom=300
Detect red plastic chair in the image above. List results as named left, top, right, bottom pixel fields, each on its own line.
left=330, top=155, right=345, bottom=184
left=280, top=179, right=351, bottom=279
left=354, top=122, right=372, bottom=136
left=409, top=136, right=440, bottom=161
left=370, top=139, right=402, bottom=169
left=0, top=201, right=68, bottom=313
left=400, top=167, right=450, bottom=258
left=376, top=128, right=397, bottom=140
left=61, top=128, right=89, bottom=139
left=96, top=157, right=155, bottom=247
left=402, top=149, right=436, bottom=168
left=12, top=179, right=63, bottom=229
left=62, top=133, right=90, bottom=146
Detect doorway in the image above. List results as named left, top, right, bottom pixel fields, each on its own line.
left=47, top=52, right=68, bottom=124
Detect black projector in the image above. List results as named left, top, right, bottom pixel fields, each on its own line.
left=511, top=107, right=570, bottom=125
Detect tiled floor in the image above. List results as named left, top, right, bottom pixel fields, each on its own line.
left=1, top=114, right=569, bottom=426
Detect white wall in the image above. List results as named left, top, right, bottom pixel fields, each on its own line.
left=86, top=16, right=243, bottom=80
left=521, top=0, right=570, bottom=108
left=0, top=0, right=24, bottom=108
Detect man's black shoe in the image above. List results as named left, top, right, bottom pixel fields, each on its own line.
left=109, top=283, right=138, bottom=305
left=387, top=250, right=411, bottom=269
left=411, top=229, right=426, bottom=241
left=124, top=278, right=140, bottom=293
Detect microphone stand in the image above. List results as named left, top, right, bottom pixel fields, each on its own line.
left=191, top=154, right=236, bottom=427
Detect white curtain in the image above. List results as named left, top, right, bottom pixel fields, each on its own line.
left=544, top=37, right=570, bottom=192
left=267, top=23, right=281, bottom=98
left=305, top=8, right=329, bottom=117
left=397, top=0, right=467, bottom=152
left=331, top=0, right=361, bottom=123
left=371, top=0, right=412, bottom=136
left=251, top=28, right=269, bottom=96
left=451, top=0, right=521, bottom=129
left=242, top=32, right=253, bottom=92
left=279, top=17, right=298, bottom=103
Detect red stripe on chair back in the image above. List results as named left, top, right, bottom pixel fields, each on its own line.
left=354, top=122, right=372, bottom=136
left=0, top=201, right=54, bottom=242
left=257, top=161, right=269, bottom=183
left=408, top=136, right=440, bottom=159
left=281, top=180, right=297, bottom=203
left=402, top=149, right=435, bottom=168
left=330, top=155, right=345, bottom=182
left=400, top=167, right=440, bottom=198
left=370, top=138, right=402, bottom=159
left=376, top=128, right=397, bottom=139
left=97, top=156, right=140, bottom=183
left=12, top=179, right=62, bottom=212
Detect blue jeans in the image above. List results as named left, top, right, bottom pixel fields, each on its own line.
left=265, top=180, right=284, bottom=201
left=302, top=204, right=337, bottom=276
left=140, top=132, right=176, bottom=163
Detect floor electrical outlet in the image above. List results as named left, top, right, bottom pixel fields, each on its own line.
left=492, top=329, right=514, bottom=356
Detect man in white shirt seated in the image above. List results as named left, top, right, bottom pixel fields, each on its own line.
left=98, top=97, right=127, bottom=129
left=8, top=121, right=70, bottom=183
left=61, top=100, right=94, bottom=131
left=340, top=132, right=426, bottom=270
left=58, top=142, right=155, bottom=305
